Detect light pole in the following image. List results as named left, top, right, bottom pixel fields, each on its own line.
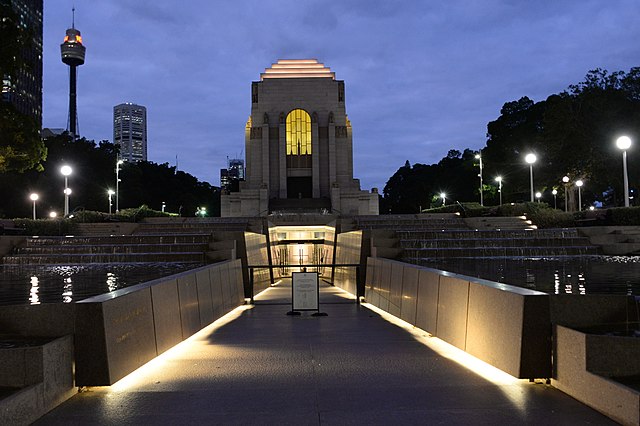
left=576, top=180, right=584, bottom=211
left=552, top=189, right=558, bottom=209
left=562, top=176, right=570, bottom=211
left=116, top=159, right=124, bottom=213
left=495, top=176, right=503, bottom=205
left=440, top=192, right=446, bottom=206
left=161, top=201, right=166, bottom=213
left=616, top=136, right=632, bottom=207
left=29, top=193, right=39, bottom=220
left=108, top=189, right=115, bottom=215
left=475, top=153, right=483, bottom=206
left=525, top=153, right=537, bottom=202
left=535, top=192, right=542, bottom=203
left=60, top=165, right=72, bottom=216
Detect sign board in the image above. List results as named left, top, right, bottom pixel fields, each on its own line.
left=291, top=272, right=319, bottom=311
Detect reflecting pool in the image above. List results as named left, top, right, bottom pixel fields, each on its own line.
left=411, top=256, right=640, bottom=295
left=0, top=263, right=203, bottom=306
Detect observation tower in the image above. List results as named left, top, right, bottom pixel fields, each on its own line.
left=60, top=9, right=86, bottom=141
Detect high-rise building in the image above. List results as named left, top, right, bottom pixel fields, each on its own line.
left=113, top=103, right=147, bottom=162
left=1, top=0, right=43, bottom=129
left=220, top=158, right=245, bottom=191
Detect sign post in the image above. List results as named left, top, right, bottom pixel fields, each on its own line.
left=287, top=271, right=327, bottom=316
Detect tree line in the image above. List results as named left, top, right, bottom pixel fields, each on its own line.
left=382, top=68, right=640, bottom=213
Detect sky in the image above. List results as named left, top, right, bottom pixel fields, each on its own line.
left=42, top=0, right=640, bottom=191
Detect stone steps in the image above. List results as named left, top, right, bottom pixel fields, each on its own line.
left=2, top=252, right=206, bottom=265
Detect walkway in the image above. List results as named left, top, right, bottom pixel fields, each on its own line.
left=36, top=280, right=613, bottom=425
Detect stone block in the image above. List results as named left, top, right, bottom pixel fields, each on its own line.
left=399, top=265, right=419, bottom=325
left=177, top=273, right=201, bottom=339
left=210, top=265, right=225, bottom=320
left=415, top=269, right=440, bottom=335
left=150, top=278, right=183, bottom=355
left=218, top=262, right=234, bottom=312
left=389, top=261, right=404, bottom=310
left=196, top=268, right=215, bottom=327
left=466, top=281, right=551, bottom=378
left=0, top=303, right=75, bottom=337
left=436, top=275, right=469, bottom=350
left=75, top=288, right=157, bottom=385
left=550, top=295, right=632, bottom=328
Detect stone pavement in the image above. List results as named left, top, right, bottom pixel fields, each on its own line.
left=36, top=279, right=614, bottom=425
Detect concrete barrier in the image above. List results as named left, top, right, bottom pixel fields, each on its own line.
left=364, top=258, right=551, bottom=379
left=75, top=259, right=245, bottom=386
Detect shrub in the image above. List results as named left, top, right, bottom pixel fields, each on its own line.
left=606, top=207, right=640, bottom=226
left=528, top=209, right=575, bottom=229
left=12, top=218, right=78, bottom=236
left=115, top=205, right=170, bottom=222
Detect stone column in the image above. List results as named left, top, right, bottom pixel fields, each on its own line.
left=312, top=120, right=320, bottom=198
left=279, top=122, right=287, bottom=198
left=262, top=124, right=269, bottom=190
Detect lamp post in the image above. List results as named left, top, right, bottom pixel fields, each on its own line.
left=29, top=193, right=39, bottom=220
left=495, top=176, right=503, bottom=205
left=576, top=180, right=584, bottom=211
left=161, top=202, right=166, bottom=213
left=552, top=189, right=558, bottom=209
left=49, top=211, right=57, bottom=218
left=616, top=136, right=632, bottom=207
left=562, top=176, right=570, bottom=211
left=108, top=189, right=115, bottom=215
left=115, top=159, right=124, bottom=213
left=60, top=165, right=72, bottom=216
left=440, top=192, right=446, bottom=206
left=475, top=153, right=483, bottom=206
left=525, top=153, right=537, bottom=202
left=535, top=192, right=542, bottom=203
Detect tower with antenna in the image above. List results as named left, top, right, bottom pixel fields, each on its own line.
left=60, top=8, right=86, bottom=141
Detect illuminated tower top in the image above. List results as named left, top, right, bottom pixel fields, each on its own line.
left=60, top=9, right=85, bottom=67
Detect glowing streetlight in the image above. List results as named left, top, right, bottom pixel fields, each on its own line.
left=49, top=211, right=57, bottom=218
left=29, top=193, right=39, bottom=220
left=575, top=180, right=584, bottom=211
left=562, top=175, right=570, bottom=211
left=616, top=136, right=632, bottom=207
left=161, top=201, right=166, bottom=213
left=116, top=159, right=124, bottom=213
left=475, top=153, right=483, bottom=206
left=525, top=153, right=537, bottom=202
left=440, top=192, right=446, bottom=206
left=495, top=176, right=503, bottom=205
left=552, top=189, right=558, bottom=209
left=535, top=191, right=542, bottom=203
left=107, top=189, right=115, bottom=215
left=60, top=165, right=72, bottom=216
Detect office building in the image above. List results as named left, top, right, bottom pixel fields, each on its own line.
left=113, top=103, right=147, bottom=162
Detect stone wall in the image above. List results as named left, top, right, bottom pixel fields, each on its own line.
left=364, top=257, right=551, bottom=379
left=74, top=259, right=245, bottom=386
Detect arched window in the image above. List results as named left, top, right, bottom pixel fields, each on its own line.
left=286, top=109, right=311, bottom=155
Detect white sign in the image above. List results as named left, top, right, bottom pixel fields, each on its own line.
left=292, top=272, right=319, bottom=311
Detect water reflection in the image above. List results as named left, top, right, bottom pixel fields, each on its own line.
left=415, top=256, right=640, bottom=295
left=0, top=263, right=202, bottom=306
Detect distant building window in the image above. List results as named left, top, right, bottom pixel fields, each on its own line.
left=286, top=109, right=311, bottom=155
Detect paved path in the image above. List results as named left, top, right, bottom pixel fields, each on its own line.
left=37, top=280, right=614, bottom=425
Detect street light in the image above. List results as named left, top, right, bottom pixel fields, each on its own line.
left=535, top=192, right=542, bottom=203
left=475, top=153, right=483, bottom=206
left=107, top=189, right=115, bottom=215
left=525, top=153, right=537, bottom=202
left=616, top=136, right=632, bottom=207
left=440, top=192, right=446, bottom=206
left=49, top=211, right=57, bottom=218
left=562, top=176, right=570, bottom=211
left=161, top=201, right=166, bottom=213
left=116, top=159, right=124, bottom=213
left=60, top=165, right=72, bottom=216
left=552, top=189, right=558, bottom=209
left=29, top=193, right=39, bottom=220
left=576, top=180, right=584, bottom=211
left=495, top=176, right=503, bottom=205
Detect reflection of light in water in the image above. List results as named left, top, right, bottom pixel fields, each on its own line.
left=106, top=272, right=118, bottom=292
left=29, top=276, right=40, bottom=305
left=553, top=272, right=560, bottom=295
left=578, top=273, right=586, bottom=295
left=62, top=276, right=73, bottom=303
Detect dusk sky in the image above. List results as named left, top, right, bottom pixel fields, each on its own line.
left=42, top=1, right=640, bottom=191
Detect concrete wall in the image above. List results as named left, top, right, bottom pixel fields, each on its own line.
left=365, top=258, right=551, bottom=379
left=552, top=326, right=640, bottom=425
left=245, top=231, right=271, bottom=297
left=74, top=259, right=245, bottom=386
left=334, top=230, right=362, bottom=297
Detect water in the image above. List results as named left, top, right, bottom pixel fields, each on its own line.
left=0, top=263, right=203, bottom=306
left=411, top=255, right=640, bottom=295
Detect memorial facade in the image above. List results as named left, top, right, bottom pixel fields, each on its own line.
left=221, top=59, right=379, bottom=217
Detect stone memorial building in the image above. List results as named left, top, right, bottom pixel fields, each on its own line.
left=221, top=59, right=379, bottom=217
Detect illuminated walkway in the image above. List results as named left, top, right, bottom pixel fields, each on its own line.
left=37, top=280, right=613, bottom=425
